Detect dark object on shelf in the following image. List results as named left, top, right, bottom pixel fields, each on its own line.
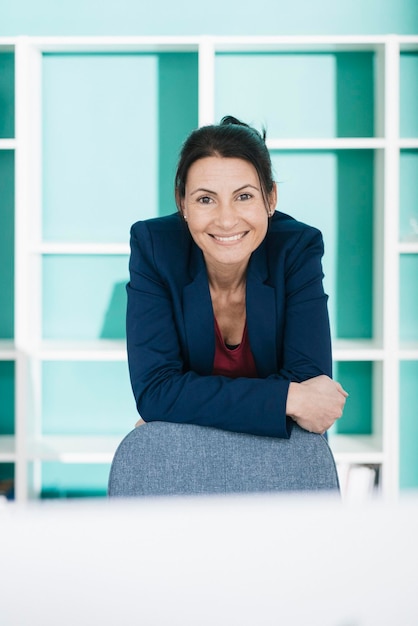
left=0, top=478, right=15, bottom=501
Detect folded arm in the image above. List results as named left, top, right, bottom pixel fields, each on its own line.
left=126, top=220, right=346, bottom=438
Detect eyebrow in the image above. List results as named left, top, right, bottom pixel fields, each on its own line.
left=190, top=184, right=260, bottom=196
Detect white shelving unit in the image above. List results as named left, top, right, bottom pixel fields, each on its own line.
left=1, top=35, right=417, bottom=500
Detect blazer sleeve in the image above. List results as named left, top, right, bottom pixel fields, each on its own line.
left=126, top=221, right=291, bottom=439
left=277, top=227, right=333, bottom=383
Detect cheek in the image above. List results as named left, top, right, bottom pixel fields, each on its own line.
left=254, top=213, right=269, bottom=233
left=254, top=220, right=269, bottom=245
left=185, top=215, right=207, bottom=238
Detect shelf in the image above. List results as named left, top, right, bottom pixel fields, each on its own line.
left=399, top=37, right=418, bottom=51
left=0, top=436, right=16, bottom=462
left=332, top=339, right=384, bottom=361
left=0, top=139, right=16, bottom=150
left=7, top=341, right=127, bottom=361
left=329, top=434, right=383, bottom=464
left=30, top=35, right=201, bottom=53
left=399, top=342, right=418, bottom=360
left=15, top=34, right=392, bottom=54
left=399, top=139, right=418, bottom=149
left=399, top=242, right=418, bottom=254
left=38, top=340, right=127, bottom=361
left=212, top=35, right=388, bottom=52
left=39, top=243, right=130, bottom=255
left=28, top=433, right=384, bottom=466
left=28, top=435, right=123, bottom=463
left=35, top=339, right=389, bottom=362
left=0, top=341, right=16, bottom=360
left=267, top=138, right=385, bottom=150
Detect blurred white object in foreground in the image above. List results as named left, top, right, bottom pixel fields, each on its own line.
left=1, top=493, right=417, bottom=626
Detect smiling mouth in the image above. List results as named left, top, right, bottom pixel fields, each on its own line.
left=210, top=232, right=248, bottom=243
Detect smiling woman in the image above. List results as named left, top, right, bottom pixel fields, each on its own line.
left=126, top=116, right=348, bottom=439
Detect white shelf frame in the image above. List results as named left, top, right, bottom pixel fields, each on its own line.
left=0, top=340, right=17, bottom=360
left=0, top=139, right=17, bottom=150
left=329, top=433, right=384, bottom=465
left=1, top=34, right=417, bottom=500
left=398, top=242, right=418, bottom=254
left=38, top=243, right=130, bottom=255
left=0, top=436, right=16, bottom=463
left=27, top=435, right=122, bottom=463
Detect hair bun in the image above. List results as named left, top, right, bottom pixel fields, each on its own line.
left=220, top=115, right=248, bottom=127
left=220, top=115, right=266, bottom=142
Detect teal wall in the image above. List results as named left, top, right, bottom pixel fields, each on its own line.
left=0, top=0, right=417, bottom=36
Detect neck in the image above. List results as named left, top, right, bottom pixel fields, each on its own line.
left=206, top=260, right=248, bottom=293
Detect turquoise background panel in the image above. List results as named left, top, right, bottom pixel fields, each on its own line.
left=0, top=361, right=14, bottom=435
left=215, top=52, right=374, bottom=139
left=400, top=53, right=418, bottom=138
left=42, top=53, right=158, bottom=241
left=332, top=361, right=373, bottom=435
left=399, top=361, right=418, bottom=489
left=399, top=255, right=418, bottom=341
left=1, top=0, right=417, bottom=36
left=215, top=53, right=336, bottom=138
left=42, top=361, right=137, bottom=435
left=400, top=150, right=418, bottom=241
left=0, top=150, right=14, bottom=339
left=334, top=150, right=374, bottom=339
left=0, top=52, right=14, bottom=139
left=156, top=53, right=199, bottom=216
left=42, top=255, right=129, bottom=340
left=41, top=462, right=110, bottom=498
left=271, top=150, right=373, bottom=339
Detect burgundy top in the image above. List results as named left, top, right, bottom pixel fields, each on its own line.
left=212, top=318, right=258, bottom=379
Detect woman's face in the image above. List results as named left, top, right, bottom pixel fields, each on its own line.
left=182, top=156, right=276, bottom=273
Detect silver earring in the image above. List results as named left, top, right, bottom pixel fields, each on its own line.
left=183, top=213, right=188, bottom=221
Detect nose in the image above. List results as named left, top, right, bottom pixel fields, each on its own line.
left=214, top=200, right=239, bottom=231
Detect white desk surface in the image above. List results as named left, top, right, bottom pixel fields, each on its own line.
left=1, top=493, right=417, bottom=625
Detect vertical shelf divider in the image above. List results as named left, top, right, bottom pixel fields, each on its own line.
left=14, top=38, right=43, bottom=500
left=381, top=36, right=401, bottom=496
left=198, top=37, right=215, bottom=126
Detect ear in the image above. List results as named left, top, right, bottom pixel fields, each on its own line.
left=268, top=182, right=277, bottom=216
left=176, top=190, right=186, bottom=218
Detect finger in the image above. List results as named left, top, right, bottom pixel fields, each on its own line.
left=336, top=383, right=349, bottom=397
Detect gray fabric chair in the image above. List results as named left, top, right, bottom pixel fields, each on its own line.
left=108, top=421, right=339, bottom=496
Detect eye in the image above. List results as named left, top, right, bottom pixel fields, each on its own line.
left=197, top=195, right=213, bottom=205
left=237, top=193, right=252, bottom=201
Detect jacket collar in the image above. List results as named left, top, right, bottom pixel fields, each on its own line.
left=182, top=239, right=278, bottom=377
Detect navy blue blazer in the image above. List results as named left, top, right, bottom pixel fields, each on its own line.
left=126, top=211, right=332, bottom=439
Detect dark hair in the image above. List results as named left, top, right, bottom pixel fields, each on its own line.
left=174, top=115, right=275, bottom=211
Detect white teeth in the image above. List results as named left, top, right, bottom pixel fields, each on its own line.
left=213, top=233, right=245, bottom=242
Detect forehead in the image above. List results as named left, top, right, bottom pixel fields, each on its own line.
left=186, top=156, right=258, bottom=188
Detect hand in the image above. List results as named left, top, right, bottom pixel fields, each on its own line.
left=135, top=418, right=146, bottom=427
left=286, top=375, right=348, bottom=434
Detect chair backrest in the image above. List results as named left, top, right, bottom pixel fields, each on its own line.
left=108, top=421, right=339, bottom=496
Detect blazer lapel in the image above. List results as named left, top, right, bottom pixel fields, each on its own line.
left=246, top=242, right=278, bottom=377
left=182, top=244, right=215, bottom=375
left=182, top=239, right=277, bottom=378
